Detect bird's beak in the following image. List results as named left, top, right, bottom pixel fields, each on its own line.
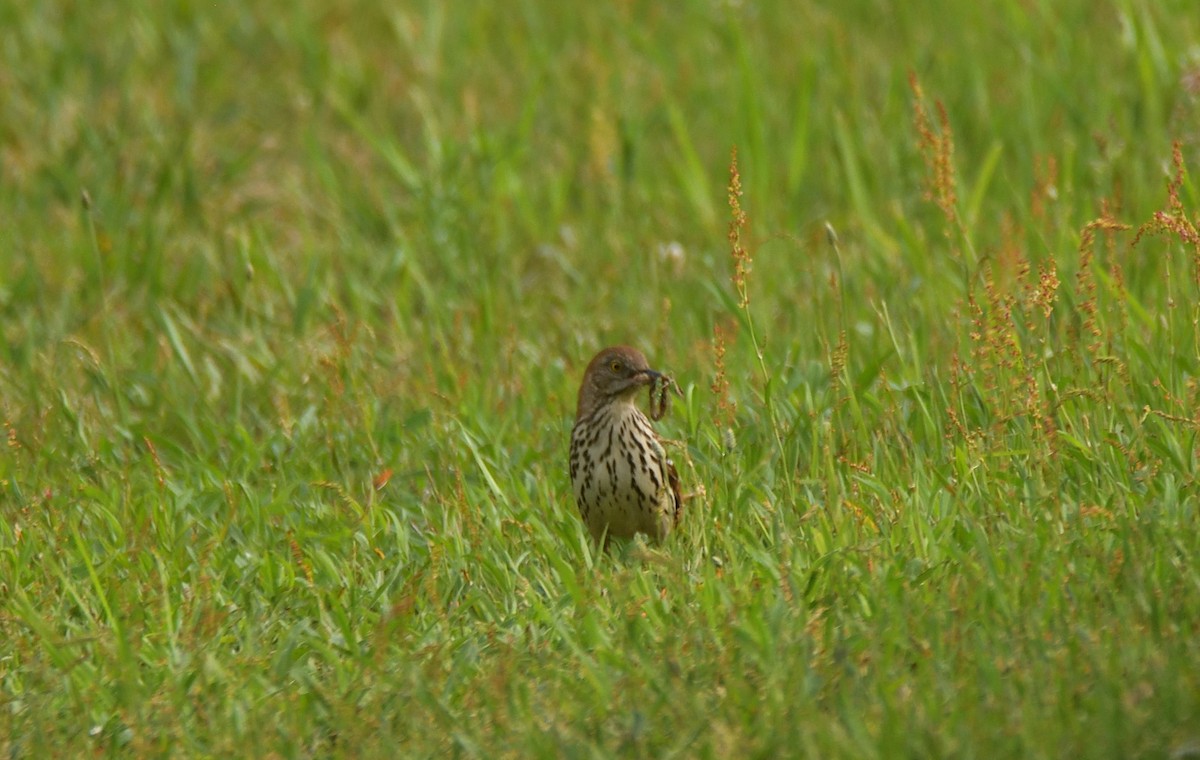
left=637, top=369, right=662, bottom=385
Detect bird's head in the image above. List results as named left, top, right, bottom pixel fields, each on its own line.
left=575, top=346, right=662, bottom=419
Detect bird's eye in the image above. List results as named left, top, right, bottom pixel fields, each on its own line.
left=609, top=360, right=622, bottom=372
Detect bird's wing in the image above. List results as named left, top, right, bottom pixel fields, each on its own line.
left=667, top=458, right=683, bottom=526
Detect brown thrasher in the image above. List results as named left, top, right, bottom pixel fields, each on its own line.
left=568, top=346, right=683, bottom=546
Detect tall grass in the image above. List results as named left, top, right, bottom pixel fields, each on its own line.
left=2, top=0, right=1199, bottom=756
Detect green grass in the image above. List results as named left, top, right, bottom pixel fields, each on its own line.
left=3, top=0, right=1200, bottom=756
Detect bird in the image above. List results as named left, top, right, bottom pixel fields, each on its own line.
left=568, top=346, right=683, bottom=546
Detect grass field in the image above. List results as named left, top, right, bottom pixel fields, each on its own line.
left=3, top=1, right=1200, bottom=756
